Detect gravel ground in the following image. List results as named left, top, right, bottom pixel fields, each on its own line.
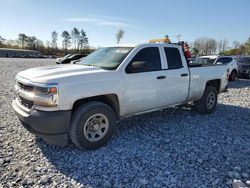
left=0, top=58, right=250, bottom=188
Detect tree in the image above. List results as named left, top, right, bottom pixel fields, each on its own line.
left=192, top=47, right=199, bottom=56
left=71, top=27, right=80, bottom=50
left=116, top=29, right=124, bottom=44
left=193, top=37, right=217, bottom=55
left=221, top=39, right=228, bottom=53
left=6, top=39, right=17, bottom=48
left=78, top=29, right=88, bottom=50
left=0, top=35, right=5, bottom=47
left=18, top=33, right=28, bottom=48
left=51, top=31, right=58, bottom=49
left=217, top=39, right=228, bottom=54
left=61, top=31, right=71, bottom=50
left=232, top=41, right=240, bottom=49
left=26, top=36, right=36, bottom=49
left=26, top=36, right=43, bottom=50
left=45, top=40, right=52, bottom=48
left=244, top=37, right=250, bottom=55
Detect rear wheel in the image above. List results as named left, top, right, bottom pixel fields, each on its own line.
left=194, top=86, right=218, bottom=114
left=70, top=102, right=116, bottom=149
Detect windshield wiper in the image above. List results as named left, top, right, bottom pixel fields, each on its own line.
left=81, top=64, right=105, bottom=69
left=81, top=64, right=97, bottom=67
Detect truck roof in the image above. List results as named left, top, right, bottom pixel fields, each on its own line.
left=106, top=42, right=181, bottom=48
left=106, top=44, right=138, bottom=48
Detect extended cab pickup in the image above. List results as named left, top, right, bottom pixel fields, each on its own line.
left=12, top=43, right=228, bottom=149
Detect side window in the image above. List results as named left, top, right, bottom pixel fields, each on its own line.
left=164, top=47, right=183, bottom=69
left=125, top=47, right=161, bottom=73
left=216, top=57, right=232, bottom=64
left=216, top=58, right=223, bottom=64
left=223, top=57, right=232, bottom=64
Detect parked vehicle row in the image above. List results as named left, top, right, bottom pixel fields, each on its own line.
left=12, top=41, right=229, bottom=149
left=70, top=57, right=85, bottom=64
left=56, top=54, right=86, bottom=64
left=236, top=56, right=250, bottom=78
left=55, top=54, right=72, bottom=63
left=2, top=54, right=56, bottom=59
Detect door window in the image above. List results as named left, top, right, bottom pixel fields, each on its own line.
left=126, top=47, right=161, bottom=73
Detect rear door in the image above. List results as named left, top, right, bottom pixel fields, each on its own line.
left=160, top=46, right=190, bottom=105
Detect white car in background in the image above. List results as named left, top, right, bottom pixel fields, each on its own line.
left=192, top=55, right=238, bottom=81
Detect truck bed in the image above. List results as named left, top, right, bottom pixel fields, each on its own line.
left=187, top=64, right=228, bottom=101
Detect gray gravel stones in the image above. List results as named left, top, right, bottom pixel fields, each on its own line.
left=139, top=178, right=148, bottom=185
left=0, top=58, right=250, bottom=187
left=39, top=175, right=52, bottom=185
left=232, top=179, right=247, bottom=188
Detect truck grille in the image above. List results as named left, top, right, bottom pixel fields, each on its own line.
left=17, top=82, right=34, bottom=91
left=17, top=96, right=34, bottom=109
left=16, top=81, right=34, bottom=109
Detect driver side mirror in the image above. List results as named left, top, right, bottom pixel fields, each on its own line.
left=126, top=61, right=147, bottom=73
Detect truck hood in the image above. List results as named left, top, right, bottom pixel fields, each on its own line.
left=17, top=64, right=106, bottom=83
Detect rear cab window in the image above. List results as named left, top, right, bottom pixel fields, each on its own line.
left=164, top=47, right=183, bottom=69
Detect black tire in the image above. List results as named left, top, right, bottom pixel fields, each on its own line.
left=194, top=86, right=218, bottom=114
left=70, top=102, right=116, bottom=149
left=229, top=70, right=237, bottom=81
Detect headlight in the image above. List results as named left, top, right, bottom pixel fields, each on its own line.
left=15, top=79, right=59, bottom=110
left=33, top=85, right=57, bottom=95
left=33, top=85, right=59, bottom=108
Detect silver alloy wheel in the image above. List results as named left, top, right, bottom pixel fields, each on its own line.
left=83, top=113, right=109, bottom=142
left=206, top=92, right=216, bottom=109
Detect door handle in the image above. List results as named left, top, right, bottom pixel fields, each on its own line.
left=157, top=76, right=166, bottom=79
left=180, top=73, right=188, bottom=77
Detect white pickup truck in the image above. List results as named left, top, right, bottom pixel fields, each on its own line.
left=12, top=42, right=228, bottom=149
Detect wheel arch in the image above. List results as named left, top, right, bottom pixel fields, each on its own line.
left=232, top=68, right=238, bottom=75
left=72, top=94, right=120, bottom=118
left=206, top=79, right=221, bottom=92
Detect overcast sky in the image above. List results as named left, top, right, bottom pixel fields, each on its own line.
left=0, top=0, right=250, bottom=47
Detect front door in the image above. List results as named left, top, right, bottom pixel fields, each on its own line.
left=122, top=47, right=166, bottom=115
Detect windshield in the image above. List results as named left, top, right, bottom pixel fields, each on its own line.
left=237, top=57, right=250, bottom=64
left=191, top=57, right=216, bottom=65
left=79, top=47, right=133, bottom=70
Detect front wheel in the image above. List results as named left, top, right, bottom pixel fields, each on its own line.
left=194, top=86, right=218, bottom=114
left=70, top=102, right=116, bottom=149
